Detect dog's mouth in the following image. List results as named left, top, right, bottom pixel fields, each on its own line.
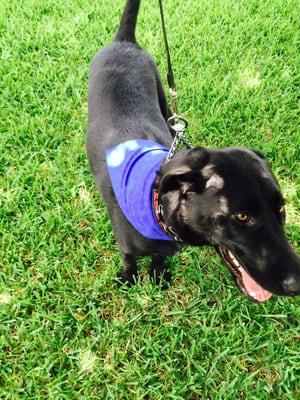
left=219, top=246, right=272, bottom=302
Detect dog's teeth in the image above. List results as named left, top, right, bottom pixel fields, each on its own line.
left=232, top=258, right=240, bottom=267
left=228, top=250, right=234, bottom=258
left=228, top=250, right=240, bottom=267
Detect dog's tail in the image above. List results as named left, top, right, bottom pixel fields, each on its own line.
left=114, top=0, right=141, bottom=43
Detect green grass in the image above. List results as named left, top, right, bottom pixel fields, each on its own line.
left=1, top=0, right=299, bottom=398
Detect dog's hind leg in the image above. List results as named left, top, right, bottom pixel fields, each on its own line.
left=118, top=254, right=138, bottom=285
left=150, top=255, right=171, bottom=285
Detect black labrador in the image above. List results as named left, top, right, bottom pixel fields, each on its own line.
left=86, top=0, right=300, bottom=302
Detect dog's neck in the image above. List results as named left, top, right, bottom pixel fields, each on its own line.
left=153, top=178, right=184, bottom=242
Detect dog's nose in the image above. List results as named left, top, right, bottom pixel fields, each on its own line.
left=283, top=275, right=300, bottom=296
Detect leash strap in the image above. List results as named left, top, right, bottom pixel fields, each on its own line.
left=158, top=0, right=178, bottom=113
left=158, top=0, right=193, bottom=162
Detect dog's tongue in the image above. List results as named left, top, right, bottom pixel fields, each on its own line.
left=240, top=267, right=272, bottom=302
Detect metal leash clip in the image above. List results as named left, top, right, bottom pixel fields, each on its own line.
left=165, top=115, right=192, bottom=162
left=168, top=114, right=188, bottom=132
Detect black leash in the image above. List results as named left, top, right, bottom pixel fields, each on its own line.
left=158, top=0, right=177, bottom=114
left=158, top=0, right=192, bottom=161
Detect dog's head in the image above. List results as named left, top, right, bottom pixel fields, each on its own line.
left=158, top=147, right=300, bottom=302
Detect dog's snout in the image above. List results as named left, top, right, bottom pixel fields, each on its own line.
left=283, top=275, right=300, bottom=296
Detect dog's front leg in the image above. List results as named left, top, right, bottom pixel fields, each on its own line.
left=150, top=255, right=171, bottom=285
left=118, top=254, right=138, bottom=285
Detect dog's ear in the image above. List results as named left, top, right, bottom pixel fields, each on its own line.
left=159, top=147, right=209, bottom=193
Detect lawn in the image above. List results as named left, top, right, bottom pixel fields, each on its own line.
left=0, top=0, right=299, bottom=398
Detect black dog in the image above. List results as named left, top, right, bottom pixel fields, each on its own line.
left=86, top=0, right=300, bottom=302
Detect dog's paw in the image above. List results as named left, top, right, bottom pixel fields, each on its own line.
left=149, top=267, right=171, bottom=288
left=116, top=270, right=137, bottom=287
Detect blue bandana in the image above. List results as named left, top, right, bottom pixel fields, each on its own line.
left=105, top=139, right=173, bottom=241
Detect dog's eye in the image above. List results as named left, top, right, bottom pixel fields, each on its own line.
left=234, top=213, right=250, bottom=223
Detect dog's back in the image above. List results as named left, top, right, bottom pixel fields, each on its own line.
left=86, top=0, right=178, bottom=257
left=87, top=0, right=171, bottom=163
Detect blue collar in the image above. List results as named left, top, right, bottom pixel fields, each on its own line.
left=106, top=139, right=174, bottom=241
